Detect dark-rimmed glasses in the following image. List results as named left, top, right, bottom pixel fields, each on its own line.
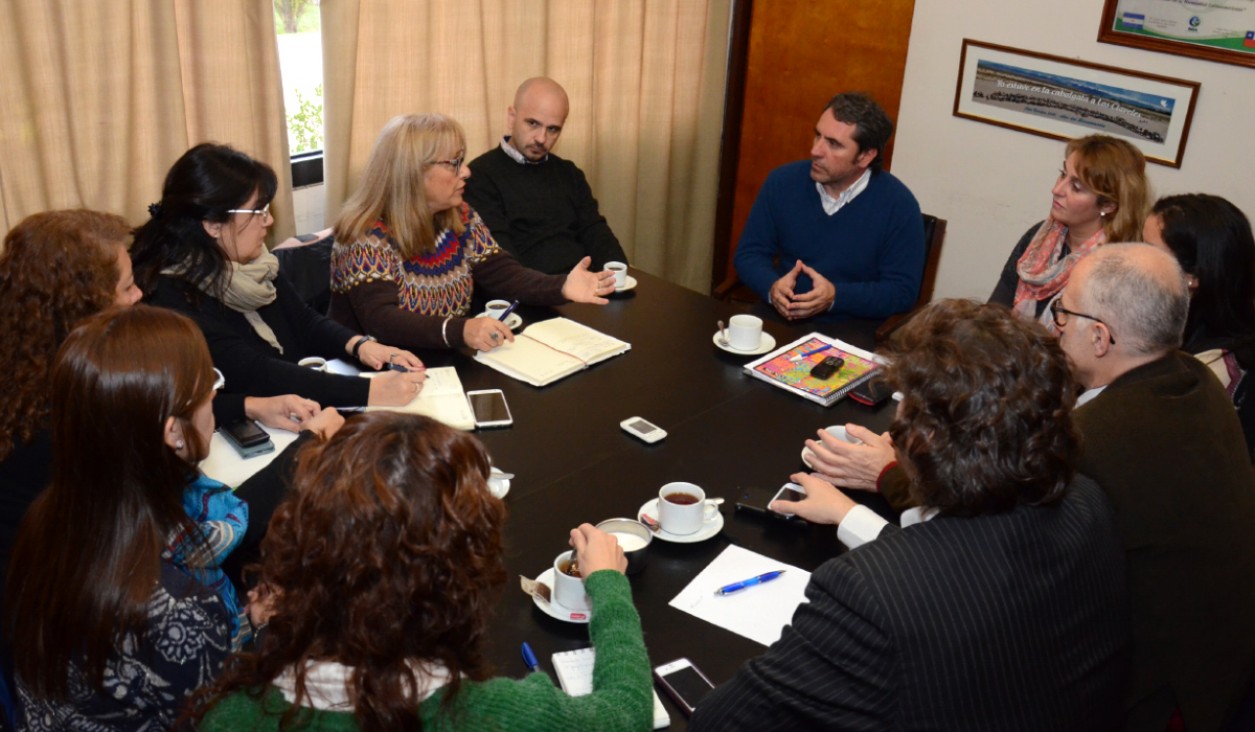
left=1050, top=299, right=1115, bottom=345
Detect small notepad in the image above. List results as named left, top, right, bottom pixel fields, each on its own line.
left=551, top=647, right=670, bottom=729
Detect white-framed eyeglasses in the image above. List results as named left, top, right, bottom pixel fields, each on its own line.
left=212, top=368, right=226, bottom=391
left=226, top=202, right=271, bottom=219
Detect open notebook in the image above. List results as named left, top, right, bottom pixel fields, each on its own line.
left=363, top=366, right=475, bottom=430
left=552, top=647, right=670, bottom=729
left=474, top=317, right=630, bottom=387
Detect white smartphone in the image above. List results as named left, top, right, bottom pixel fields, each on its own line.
left=466, top=389, right=513, bottom=428
left=769, top=481, right=807, bottom=518
left=620, top=416, right=666, bottom=444
left=654, top=658, right=715, bottom=717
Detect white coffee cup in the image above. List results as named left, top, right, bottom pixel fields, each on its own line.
left=801, top=424, right=864, bottom=468
left=484, top=299, right=511, bottom=317
left=726, top=314, right=763, bottom=351
left=552, top=550, right=591, bottom=611
left=298, top=356, right=328, bottom=372
left=605, top=261, right=628, bottom=289
left=657, top=482, right=720, bottom=535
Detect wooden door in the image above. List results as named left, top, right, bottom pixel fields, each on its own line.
left=712, top=0, right=918, bottom=292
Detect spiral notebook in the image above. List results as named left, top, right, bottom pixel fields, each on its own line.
left=742, top=333, right=883, bottom=407
left=551, top=647, right=670, bottom=729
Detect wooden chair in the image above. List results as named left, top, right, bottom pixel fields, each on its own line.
left=713, top=213, right=947, bottom=344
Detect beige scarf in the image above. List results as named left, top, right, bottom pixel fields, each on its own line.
left=168, top=250, right=285, bottom=354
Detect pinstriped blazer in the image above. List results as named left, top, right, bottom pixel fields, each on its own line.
left=689, top=475, right=1129, bottom=731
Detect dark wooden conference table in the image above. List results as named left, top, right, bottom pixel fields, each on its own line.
left=417, top=269, right=899, bottom=729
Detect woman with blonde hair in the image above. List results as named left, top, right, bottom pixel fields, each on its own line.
left=330, top=113, right=615, bottom=353
left=989, top=134, right=1150, bottom=327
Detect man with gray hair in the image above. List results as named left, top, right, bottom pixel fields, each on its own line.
left=803, top=244, right=1255, bottom=730
left=1044, top=244, right=1254, bottom=731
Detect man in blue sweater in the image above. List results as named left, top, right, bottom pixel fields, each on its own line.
left=734, top=92, right=925, bottom=322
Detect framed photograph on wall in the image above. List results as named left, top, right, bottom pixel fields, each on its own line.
left=953, top=39, right=1200, bottom=168
left=1098, top=0, right=1255, bottom=69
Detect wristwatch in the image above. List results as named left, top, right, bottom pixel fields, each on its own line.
left=351, top=335, right=377, bottom=360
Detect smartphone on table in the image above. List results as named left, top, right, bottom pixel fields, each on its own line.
left=850, top=375, right=894, bottom=406
left=735, top=483, right=807, bottom=520
left=654, top=658, right=716, bottom=717
left=467, top=389, right=514, bottom=428
left=220, top=418, right=275, bottom=459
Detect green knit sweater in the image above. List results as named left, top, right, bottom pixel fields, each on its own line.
left=198, top=571, right=653, bottom=731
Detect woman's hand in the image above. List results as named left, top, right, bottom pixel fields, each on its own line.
left=805, top=423, right=896, bottom=491
left=357, top=339, right=424, bottom=372
left=770, top=472, right=859, bottom=526
left=244, top=394, right=320, bottom=432
left=569, top=523, right=627, bottom=575
left=300, top=407, right=345, bottom=441
left=463, top=317, right=515, bottom=352
left=562, top=256, right=616, bottom=304
left=367, top=368, right=426, bottom=406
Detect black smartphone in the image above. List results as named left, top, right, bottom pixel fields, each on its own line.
left=220, top=418, right=274, bottom=459
left=810, top=356, right=845, bottom=380
left=735, top=485, right=805, bottom=520
left=654, top=658, right=716, bottom=717
left=850, top=375, right=894, bottom=406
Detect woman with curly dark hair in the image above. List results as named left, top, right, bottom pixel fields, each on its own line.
left=690, top=300, right=1129, bottom=730
left=193, top=412, right=653, bottom=731
left=132, top=143, right=427, bottom=414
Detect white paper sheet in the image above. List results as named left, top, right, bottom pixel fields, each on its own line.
left=669, top=544, right=811, bottom=646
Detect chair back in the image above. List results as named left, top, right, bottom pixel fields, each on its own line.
left=273, top=233, right=334, bottom=315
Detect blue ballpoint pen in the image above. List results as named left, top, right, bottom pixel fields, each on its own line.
left=498, top=300, right=520, bottom=322
left=521, top=641, right=540, bottom=672
left=789, top=345, right=832, bottom=363
left=715, top=570, right=787, bottom=596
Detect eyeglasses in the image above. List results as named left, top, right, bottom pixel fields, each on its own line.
left=212, top=368, right=226, bottom=391
left=1050, top=299, right=1115, bottom=345
left=432, top=152, right=466, bottom=171
left=226, top=202, right=271, bottom=219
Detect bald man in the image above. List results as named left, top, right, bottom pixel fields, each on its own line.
left=465, top=77, right=627, bottom=275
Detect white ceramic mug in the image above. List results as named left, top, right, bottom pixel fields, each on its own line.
left=605, top=261, right=628, bottom=289
left=726, top=314, right=763, bottom=351
left=298, top=356, right=328, bottom=372
left=484, top=299, right=511, bottom=317
left=552, top=550, right=591, bottom=611
left=801, top=424, right=863, bottom=468
left=657, top=482, right=720, bottom=535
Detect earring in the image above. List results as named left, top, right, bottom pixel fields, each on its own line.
left=1099, top=211, right=1107, bottom=218
left=175, top=439, right=185, bottom=450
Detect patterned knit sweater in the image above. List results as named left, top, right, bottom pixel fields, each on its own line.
left=328, top=204, right=566, bottom=350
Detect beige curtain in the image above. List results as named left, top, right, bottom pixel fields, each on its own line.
left=0, top=0, right=295, bottom=241
left=322, top=0, right=730, bottom=292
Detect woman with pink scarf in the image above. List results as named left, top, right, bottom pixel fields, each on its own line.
left=989, top=135, right=1149, bottom=330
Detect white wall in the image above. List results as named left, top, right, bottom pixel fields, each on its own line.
left=892, top=1, right=1255, bottom=301
left=291, top=184, right=328, bottom=236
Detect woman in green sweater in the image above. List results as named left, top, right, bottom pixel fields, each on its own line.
left=191, top=411, right=653, bottom=731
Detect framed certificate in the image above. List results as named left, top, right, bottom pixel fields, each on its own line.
left=1099, top=0, right=1255, bottom=68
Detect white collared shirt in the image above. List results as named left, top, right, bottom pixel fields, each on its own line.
left=816, top=169, right=871, bottom=216
left=1076, top=385, right=1107, bottom=408
left=500, top=136, right=547, bottom=165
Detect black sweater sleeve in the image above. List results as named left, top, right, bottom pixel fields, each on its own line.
left=988, top=222, right=1042, bottom=307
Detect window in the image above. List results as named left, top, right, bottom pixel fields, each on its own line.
left=274, top=0, right=323, bottom=159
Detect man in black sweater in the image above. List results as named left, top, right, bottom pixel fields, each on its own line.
left=464, top=77, right=626, bottom=275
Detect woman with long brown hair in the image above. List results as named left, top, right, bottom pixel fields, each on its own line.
left=5, top=306, right=238, bottom=729
left=194, top=412, right=653, bottom=731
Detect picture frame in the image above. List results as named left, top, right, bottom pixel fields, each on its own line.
left=953, top=39, right=1200, bottom=168
left=1098, top=0, right=1255, bottom=69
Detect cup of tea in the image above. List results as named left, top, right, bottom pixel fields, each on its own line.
left=298, top=356, right=328, bottom=372
left=595, top=517, right=653, bottom=575
left=552, top=549, right=591, bottom=611
left=726, top=314, right=763, bottom=351
left=605, top=261, right=628, bottom=289
left=658, top=482, right=720, bottom=535
left=484, top=299, right=511, bottom=318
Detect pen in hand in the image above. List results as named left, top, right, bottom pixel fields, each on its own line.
left=715, top=570, right=786, bottom=596
left=498, top=300, right=520, bottom=322
left=521, top=641, right=540, bottom=673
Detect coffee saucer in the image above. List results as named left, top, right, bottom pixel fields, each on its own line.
left=637, top=498, right=725, bottom=543
left=713, top=331, right=776, bottom=356
left=476, top=311, right=523, bottom=331
left=532, top=567, right=590, bottom=623
left=615, top=276, right=638, bottom=293
left=487, top=468, right=511, bottom=499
